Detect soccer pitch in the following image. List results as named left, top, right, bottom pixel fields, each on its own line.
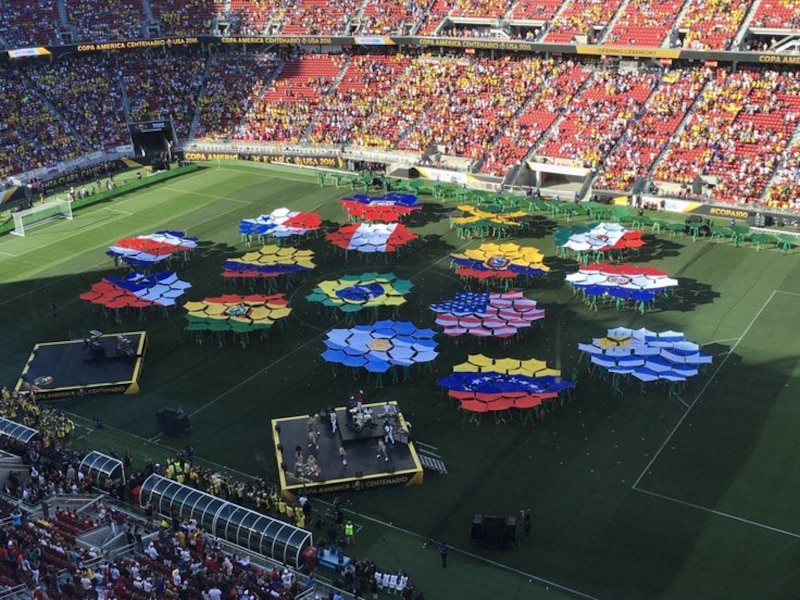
left=1, top=162, right=799, bottom=599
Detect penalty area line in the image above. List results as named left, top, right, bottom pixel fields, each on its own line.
left=633, top=487, right=800, bottom=539
left=632, top=289, right=778, bottom=490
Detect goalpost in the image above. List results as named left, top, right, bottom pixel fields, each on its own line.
left=11, top=199, right=73, bottom=237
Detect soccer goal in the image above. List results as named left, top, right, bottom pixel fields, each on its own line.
left=11, top=199, right=73, bottom=237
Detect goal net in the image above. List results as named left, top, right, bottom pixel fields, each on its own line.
left=11, top=199, right=73, bottom=237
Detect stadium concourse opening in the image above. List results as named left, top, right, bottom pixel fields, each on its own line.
left=15, top=331, right=147, bottom=400
left=273, top=401, right=423, bottom=499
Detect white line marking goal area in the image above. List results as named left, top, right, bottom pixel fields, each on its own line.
left=632, top=289, right=800, bottom=539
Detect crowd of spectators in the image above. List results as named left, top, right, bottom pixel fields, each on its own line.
left=65, top=0, right=144, bottom=43
left=751, top=0, right=800, bottom=30
left=280, top=0, right=361, bottom=36
left=150, top=0, right=219, bottom=37
left=195, top=51, right=282, bottom=141
left=0, top=0, right=60, bottom=48
left=763, top=143, right=800, bottom=211
left=653, top=67, right=800, bottom=205
left=357, top=0, right=427, bottom=35
left=543, top=0, right=626, bottom=44
left=26, top=54, right=129, bottom=153
left=480, top=58, right=590, bottom=175
left=675, top=0, right=749, bottom=50
left=121, top=48, right=206, bottom=139
left=234, top=52, right=345, bottom=143
left=593, top=67, right=711, bottom=190
left=602, top=0, right=684, bottom=47
left=0, top=64, right=87, bottom=179
left=537, top=69, right=658, bottom=166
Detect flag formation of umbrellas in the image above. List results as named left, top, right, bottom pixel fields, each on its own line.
left=239, top=208, right=322, bottom=239
left=307, top=272, right=413, bottom=312
left=321, top=320, right=438, bottom=373
left=107, top=231, right=198, bottom=267
left=566, top=263, right=678, bottom=302
left=80, top=272, right=192, bottom=309
left=578, top=327, right=712, bottom=383
left=560, top=222, right=644, bottom=253
left=341, top=193, right=422, bottom=222
left=430, top=291, right=545, bottom=338
left=326, top=222, right=418, bottom=253
left=221, top=245, right=316, bottom=279
left=439, top=354, right=574, bottom=413
left=450, top=204, right=528, bottom=229
left=184, top=294, right=292, bottom=333
left=450, top=242, right=549, bottom=281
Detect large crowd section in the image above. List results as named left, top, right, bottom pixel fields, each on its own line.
left=4, top=45, right=800, bottom=210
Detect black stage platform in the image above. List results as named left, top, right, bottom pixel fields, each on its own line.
left=15, top=332, right=148, bottom=400
left=273, top=401, right=423, bottom=499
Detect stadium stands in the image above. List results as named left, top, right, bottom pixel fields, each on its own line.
left=149, top=0, right=219, bottom=36
left=26, top=54, right=129, bottom=153
left=675, top=0, right=750, bottom=50
left=450, top=0, right=514, bottom=20
left=359, top=0, right=425, bottom=35
left=120, top=48, right=206, bottom=139
left=280, top=0, right=362, bottom=35
left=234, top=53, right=345, bottom=143
left=593, top=67, right=711, bottom=191
left=543, top=0, right=626, bottom=44
left=603, top=0, right=685, bottom=47
left=751, top=0, right=800, bottom=30
left=763, top=143, right=800, bottom=211
left=0, top=0, right=60, bottom=48
left=308, top=52, right=412, bottom=144
left=537, top=69, right=658, bottom=166
left=480, top=58, right=591, bottom=175
left=653, top=67, right=800, bottom=204
left=64, top=0, right=145, bottom=42
left=195, top=51, right=282, bottom=140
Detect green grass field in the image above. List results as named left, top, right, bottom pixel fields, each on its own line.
left=1, top=161, right=799, bottom=600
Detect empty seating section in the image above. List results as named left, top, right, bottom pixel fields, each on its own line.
left=543, top=0, right=626, bottom=43
left=594, top=67, right=710, bottom=190
left=196, top=52, right=281, bottom=140
left=417, top=0, right=456, bottom=35
left=450, top=0, right=514, bottom=19
left=360, top=0, right=424, bottom=35
left=508, top=0, right=563, bottom=22
left=27, top=55, right=129, bottom=152
left=538, top=70, right=657, bottom=165
left=0, top=0, right=60, bottom=48
left=308, top=53, right=412, bottom=144
left=0, top=67, right=86, bottom=179
left=480, top=59, right=590, bottom=175
left=226, top=0, right=282, bottom=35
left=603, top=0, right=686, bottom=47
left=280, top=0, right=362, bottom=35
left=653, top=68, right=800, bottom=204
left=149, top=0, right=218, bottom=36
left=764, top=144, right=800, bottom=211
left=751, top=0, right=800, bottom=29
left=121, top=49, right=206, bottom=139
left=234, top=54, right=344, bottom=142
left=676, top=0, right=749, bottom=50
left=65, top=0, right=145, bottom=42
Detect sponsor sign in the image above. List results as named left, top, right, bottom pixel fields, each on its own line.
left=76, top=37, right=199, bottom=52
left=184, top=151, right=344, bottom=168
